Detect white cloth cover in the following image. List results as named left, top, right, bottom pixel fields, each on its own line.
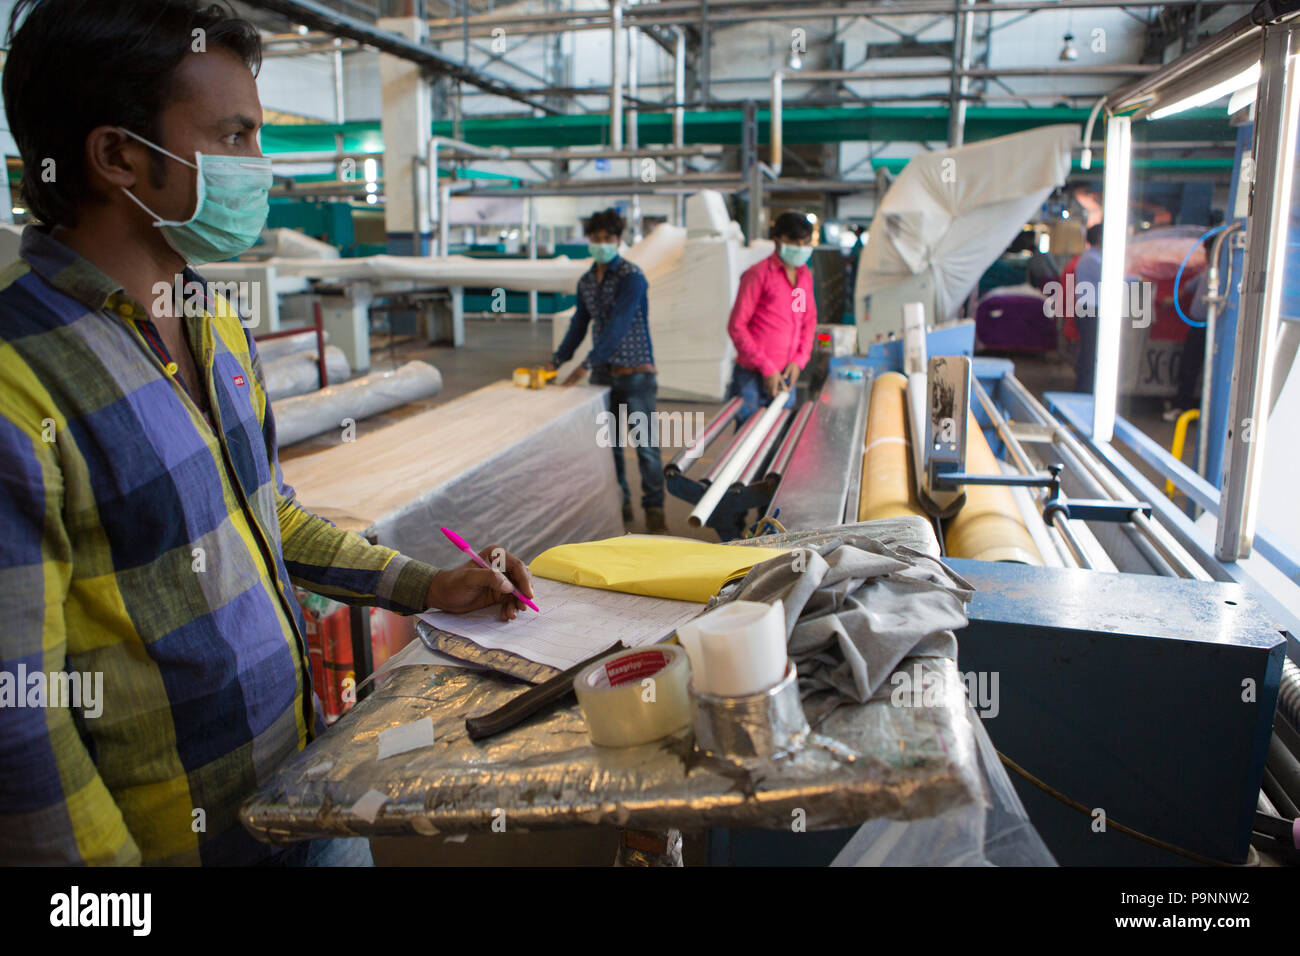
left=854, top=125, right=1078, bottom=331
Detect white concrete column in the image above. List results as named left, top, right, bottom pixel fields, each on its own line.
left=378, top=16, right=432, bottom=253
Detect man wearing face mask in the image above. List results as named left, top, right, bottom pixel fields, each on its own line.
left=549, top=209, right=665, bottom=534
left=726, top=211, right=819, bottom=424
left=0, top=0, right=533, bottom=867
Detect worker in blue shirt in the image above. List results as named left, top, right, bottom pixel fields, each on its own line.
left=549, top=208, right=666, bottom=533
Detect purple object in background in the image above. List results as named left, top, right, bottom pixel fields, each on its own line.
left=975, top=285, right=1058, bottom=353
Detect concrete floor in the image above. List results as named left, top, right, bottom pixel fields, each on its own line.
left=289, top=319, right=1195, bottom=866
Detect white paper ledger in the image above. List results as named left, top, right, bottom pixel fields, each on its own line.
left=417, top=577, right=704, bottom=671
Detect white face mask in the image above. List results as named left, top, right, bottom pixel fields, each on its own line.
left=117, top=127, right=273, bottom=265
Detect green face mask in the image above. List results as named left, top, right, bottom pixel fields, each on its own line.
left=778, top=243, right=813, bottom=268
left=588, top=242, right=619, bottom=264
left=118, top=127, right=272, bottom=266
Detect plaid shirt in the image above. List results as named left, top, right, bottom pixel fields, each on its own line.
left=0, top=227, right=440, bottom=865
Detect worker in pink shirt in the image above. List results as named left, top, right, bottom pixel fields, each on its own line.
left=726, top=210, right=818, bottom=424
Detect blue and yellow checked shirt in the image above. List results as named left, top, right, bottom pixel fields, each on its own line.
left=0, top=227, right=440, bottom=865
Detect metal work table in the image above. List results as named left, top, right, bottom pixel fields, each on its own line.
left=241, top=517, right=983, bottom=844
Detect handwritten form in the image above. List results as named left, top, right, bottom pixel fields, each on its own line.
left=417, top=577, right=703, bottom=671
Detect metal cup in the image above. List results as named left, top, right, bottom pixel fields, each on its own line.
left=690, top=661, right=810, bottom=761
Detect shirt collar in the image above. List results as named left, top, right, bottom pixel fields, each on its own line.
left=18, top=224, right=208, bottom=320
left=768, top=250, right=802, bottom=272
left=19, top=225, right=125, bottom=311
left=588, top=254, right=623, bottom=275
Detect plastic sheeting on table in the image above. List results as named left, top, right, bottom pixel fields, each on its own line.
left=832, top=703, right=1056, bottom=866
left=277, top=381, right=623, bottom=569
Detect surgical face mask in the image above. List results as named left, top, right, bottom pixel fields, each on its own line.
left=117, top=127, right=272, bottom=266
left=588, top=242, right=619, bottom=264
left=778, top=242, right=813, bottom=268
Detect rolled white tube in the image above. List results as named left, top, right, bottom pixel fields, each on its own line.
left=688, top=391, right=790, bottom=528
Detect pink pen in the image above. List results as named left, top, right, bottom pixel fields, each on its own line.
left=440, top=527, right=540, bottom=612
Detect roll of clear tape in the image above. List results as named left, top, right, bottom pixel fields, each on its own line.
left=573, top=645, right=693, bottom=747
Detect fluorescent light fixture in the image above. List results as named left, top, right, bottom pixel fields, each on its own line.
left=1037, top=233, right=1051, bottom=254
left=1093, top=114, right=1132, bottom=443
left=363, top=158, right=379, bottom=183
left=1148, top=61, right=1261, bottom=119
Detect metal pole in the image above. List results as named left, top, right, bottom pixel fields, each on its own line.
left=1197, top=223, right=1242, bottom=482
left=1218, top=22, right=1300, bottom=561
left=333, top=44, right=346, bottom=123
left=743, top=100, right=762, bottom=244
left=700, top=0, right=711, bottom=105
left=611, top=0, right=624, bottom=154
left=674, top=26, right=687, bottom=226
left=770, top=70, right=783, bottom=177
left=949, top=0, right=974, bottom=146
left=438, top=183, right=452, bottom=256
left=527, top=197, right=539, bottom=322
left=627, top=25, right=642, bottom=241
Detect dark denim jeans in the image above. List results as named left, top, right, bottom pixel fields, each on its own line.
left=591, top=368, right=665, bottom=509
left=727, top=363, right=796, bottom=426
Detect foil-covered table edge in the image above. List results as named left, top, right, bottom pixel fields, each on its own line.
left=241, top=652, right=983, bottom=844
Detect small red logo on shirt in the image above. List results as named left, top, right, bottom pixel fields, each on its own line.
left=232, top=375, right=246, bottom=387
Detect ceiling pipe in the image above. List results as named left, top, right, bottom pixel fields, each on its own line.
left=425, top=0, right=1224, bottom=39
left=768, top=64, right=1153, bottom=183
left=241, top=0, right=560, bottom=114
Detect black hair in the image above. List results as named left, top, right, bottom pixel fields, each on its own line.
left=4, top=0, right=262, bottom=226
left=771, top=210, right=813, bottom=242
left=1086, top=223, right=1104, bottom=247
left=582, top=208, right=626, bottom=239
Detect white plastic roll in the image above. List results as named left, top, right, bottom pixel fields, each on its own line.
left=573, top=645, right=692, bottom=747
left=255, top=329, right=328, bottom=364
left=273, top=360, right=443, bottom=447
left=688, top=391, right=791, bottom=528
left=264, top=345, right=352, bottom=401
left=676, top=599, right=788, bottom=697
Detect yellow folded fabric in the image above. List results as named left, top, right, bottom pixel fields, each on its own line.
left=530, top=534, right=791, bottom=603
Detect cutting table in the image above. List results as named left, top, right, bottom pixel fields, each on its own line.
left=240, top=517, right=1004, bottom=851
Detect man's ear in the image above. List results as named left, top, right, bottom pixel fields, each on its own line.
left=84, top=126, right=144, bottom=193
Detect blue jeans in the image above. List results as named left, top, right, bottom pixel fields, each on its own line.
left=727, top=364, right=795, bottom=426
left=591, top=369, right=665, bottom=509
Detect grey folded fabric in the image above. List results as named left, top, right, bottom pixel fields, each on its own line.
left=712, top=533, right=974, bottom=708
